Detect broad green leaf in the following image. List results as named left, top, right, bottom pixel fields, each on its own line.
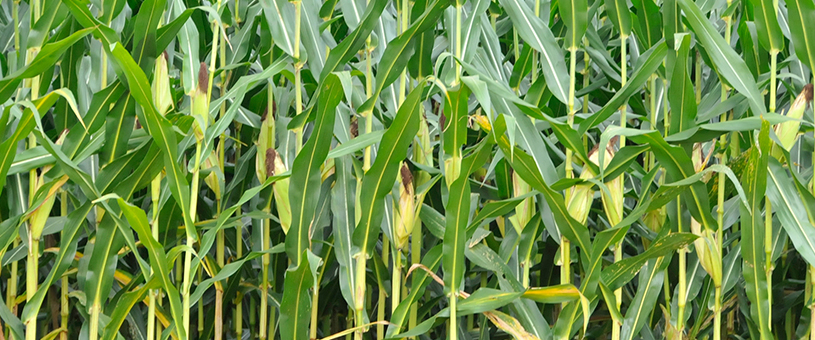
left=560, top=0, right=588, bottom=49
left=497, top=0, right=570, bottom=104
left=787, top=0, right=815, bottom=71
left=522, top=284, right=581, bottom=304
left=739, top=120, right=773, bottom=340
left=578, top=40, right=667, bottom=133
left=601, top=232, right=697, bottom=290
left=678, top=0, right=766, bottom=116
left=101, top=278, right=158, bottom=340
left=767, top=159, right=815, bottom=266
left=668, top=33, right=696, bottom=135
left=632, top=0, right=662, bottom=50
left=443, top=139, right=492, bottom=293
left=286, top=73, right=342, bottom=265
left=353, top=81, right=426, bottom=255
left=750, top=0, right=784, bottom=53
left=358, top=0, right=450, bottom=114
left=0, top=93, right=60, bottom=197
left=605, top=0, right=632, bottom=37
left=620, top=258, right=670, bottom=340
left=280, top=251, right=316, bottom=340
left=320, top=0, right=388, bottom=81
left=0, top=27, right=92, bottom=103
left=443, top=85, right=471, bottom=158
left=117, top=199, right=186, bottom=340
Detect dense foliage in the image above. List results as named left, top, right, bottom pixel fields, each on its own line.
left=1, top=0, right=815, bottom=339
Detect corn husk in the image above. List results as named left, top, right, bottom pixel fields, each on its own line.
left=28, top=130, right=70, bottom=239
left=393, top=162, right=415, bottom=251
left=256, top=107, right=275, bottom=182
left=596, top=139, right=622, bottom=226
left=152, top=52, right=173, bottom=116
left=202, top=150, right=222, bottom=200
left=774, top=83, right=813, bottom=151
left=690, top=142, right=722, bottom=285
left=190, top=62, right=210, bottom=142
left=267, top=148, right=292, bottom=234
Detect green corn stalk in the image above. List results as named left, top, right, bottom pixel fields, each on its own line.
left=149, top=51, right=172, bottom=340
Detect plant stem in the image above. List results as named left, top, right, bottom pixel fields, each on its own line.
left=235, top=124, right=244, bottom=340
left=811, top=265, right=815, bottom=340
left=612, top=34, right=628, bottom=340
left=183, top=141, right=203, bottom=338
left=765, top=196, right=773, bottom=332
left=293, top=0, right=303, bottom=153
left=148, top=175, right=161, bottom=340
left=677, top=199, right=686, bottom=336
left=260, top=204, right=271, bottom=340
left=377, top=238, right=389, bottom=340
left=26, top=238, right=38, bottom=340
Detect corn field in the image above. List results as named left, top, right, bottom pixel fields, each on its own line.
left=4, top=0, right=815, bottom=339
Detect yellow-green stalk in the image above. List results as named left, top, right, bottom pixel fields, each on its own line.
left=235, top=124, right=244, bottom=340
left=293, top=0, right=304, bottom=153
left=213, top=27, right=229, bottom=339
left=149, top=51, right=172, bottom=340
left=612, top=33, right=628, bottom=340
left=26, top=135, right=69, bottom=340
left=355, top=0, right=377, bottom=337
left=183, top=63, right=211, bottom=338
left=410, top=110, right=433, bottom=334
left=713, top=7, right=733, bottom=339
left=377, top=236, right=390, bottom=340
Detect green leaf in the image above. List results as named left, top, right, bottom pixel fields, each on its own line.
left=443, top=139, right=493, bottom=293
left=578, top=40, right=667, bottom=134
left=601, top=232, right=697, bottom=291
left=620, top=258, right=670, bottom=340
left=739, top=120, right=773, bottom=340
left=767, top=159, right=815, bottom=266
left=497, top=0, right=570, bottom=104
left=280, top=250, right=316, bottom=340
left=668, top=33, right=696, bottom=135
left=117, top=199, right=186, bottom=340
left=678, top=0, right=766, bottom=116
left=286, top=73, right=342, bottom=265
left=631, top=0, right=662, bottom=50
left=605, top=0, right=632, bottom=37
left=320, top=0, right=388, bottom=81
left=749, top=0, right=784, bottom=53
left=787, top=0, right=815, bottom=72
left=353, top=81, right=426, bottom=255
left=560, top=0, right=588, bottom=49
left=0, top=27, right=93, bottom=103
left=443, top=85, right=471, bottom=158
left=102, top=278, right=159, bottom=340
left=522, top=284, right=581, bottom=304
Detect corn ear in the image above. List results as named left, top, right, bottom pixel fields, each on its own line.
left=691, top=143, right=722, bottom=285
left=774, top=83, right=812, bottom=151
left=191, top=62, right=210, bottom=142
left=256, top=106, right=275, bottom=182
left=203, top=151, right=222, bottom=200
left=268, top=148, right=292, bottom=234
left=393, top=162, right=415, bottom=251
left=28, top=130, right=69, bottom=238
left=152, top=52, right=173, bottom=116
left=596, top=138, right=623, bottom=226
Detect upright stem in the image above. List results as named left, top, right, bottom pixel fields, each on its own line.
left=60, top=192, right=68, bottom=340
left=293, top=0, right=304, bottom=153
left=25, top=238, right=38, bottom=340
left=260, top=205, right=271, bottom=340
left=714, top=10, right=732, bottom=340
left=377, top=238, right=389, bottom=340
left=148, top=175, right=161, bottom=340
left=764, top=49, right=778, bottom=333
left=677, top=201, right=686, bottom=335
left=183, top=141, right=203, bottom=338
left=811, top=265, right=815, bottom=340
left=612, top=34, right=628, bottom=340
left=234, top=125, right=244, bottom=340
